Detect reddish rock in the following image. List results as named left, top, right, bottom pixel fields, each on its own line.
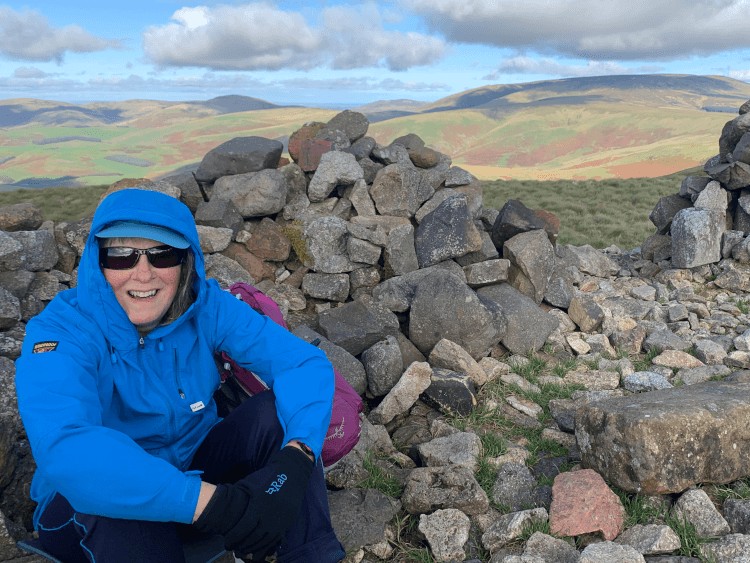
left=288, top=122, right=326, bottom=164
left=244, top=218, right=291, bottom=262
left=549, top=469, right=626, bottom=541
left=277, top=156, right=290, bottom=168
left=296, top=139, right=332, bottom=172
left=222, top=243, right=274, bottom=282
left=283, top=266, right=309, bottom=289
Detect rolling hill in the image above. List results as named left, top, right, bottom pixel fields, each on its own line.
left=1, top=75, right=749, bottom=187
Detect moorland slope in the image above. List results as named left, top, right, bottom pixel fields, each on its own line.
left=1, top=74, right=748, bottom=187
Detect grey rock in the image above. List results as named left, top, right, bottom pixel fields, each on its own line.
left=346, top=179, right=376, bottom=217
left=477, top=283, right=557, bottom=355
left=649, top=194, right=692, bottom=234
left=680, top=176, right=712, bottom=199
left=194, top=198, right=244, bottom=237
left=545, top=277, right=574, bottom=308
left=327, top=488, right=401, bottom=552
left=384, top=224, right=419, bottom=277
left=641, top=233, right=673, bottom=262
left=0, top=271, right=35, bottom=300
left=391, top=133, right=425, bottom=150
left=444, top=166, right=473, bottom=187
left=671, top=207, right=725, bottom=268
left=492, top=463, right=546, bottom=512
left=372, top=261, right=466, bottom=312
left=358, top=157, right=384, bottom=184
left=349, top=267, right=380, bottom=290
left=347, top=237, right=381, bottom=265
left=0, top=203, right=43, bottom=232
left=415, top=195, right=483, bottom=268
left=491, top=199, right=559, bottom=249
left=622, top=372, right=673, bottom=392
left=28, top=271, right=64, bottom=301
left=504, top=229, right=555, bottom=304
left=421, top=368, right=477, bottom=417
left=314, top=127, right=351, bottom=151
left=8, top=230, right=58, bottom=272
left=301, top=272, right=349, bottom=302
left=415, top=188, right=460, bottom=224
left=455, top=230, right=500, bottom=267
left=195, top=136, right=283, bottom=183
left=675, top=365, right=730, bottom=386
left=556, top=244, right=620, bottom=278
left=346, top=222, right=387, bottom=247
left=362, top=336, right=403, bottom=397
left=343, top=136, right=376, bottom=160
left=417, top=431, right=483, bottom=470
left=302, top=216, right=358, bottom=273
left=292, top=325, right=367, bottom=395
left=523, top=531, right=580, bottom=563
left=370, top=161, right=429, bottom=218
left=326, top=110, right=369, bottom=143
left=324, top=450, right=369, bottom=490
left=464, top=259, right=510, bottom=288
left=196, top=225, right=232, bottom=253
left=0, top=357, right=18, bottom=422
left=0, top=288, right=21, bottom=330
left=317, top=298, right=400, bottom=356
left=575, top=381, right=750, bottom=494
left=694, top=339, right=727, bottom=365
left=615, top=524, right=681, bottom=555
left=643, top=330, right=690, bottom=352
left=569, top=297, right=605, bottom=333
left=481, top=508, right=548, bottom=552
left=61, top=215, right=92, bottom=257
left=396, top=332, right=427, bottom=371
left=402, top=465, right=489, bottom=515
left=700, top=534, right=750, bottom=563
left=212, top=168, right=288, bottom=217
left=579, top=542, right=645, bottom=563
left=204, top=253, right=255, bottom=289
left=372, top=143, right=411, bottom=166
left=163, top=172, right=204, bottom=213
left=672, top=488, right=730, bottom=538
left=369, top=361, right=432, bottom=425
left=693, top=181, right=728, bottom=212
left=418, top=508, right=471, bottom=563
left=307, top=151, right=364, bottom=203
left=409, top=271, right=506, bottom=360
left=723, top=498, right=750, bottom=534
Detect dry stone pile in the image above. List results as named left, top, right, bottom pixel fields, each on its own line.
left=4, top=106, right=750, bottom=562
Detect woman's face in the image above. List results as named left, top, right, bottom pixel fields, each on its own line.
left=101, top=237, right=181, bottom=335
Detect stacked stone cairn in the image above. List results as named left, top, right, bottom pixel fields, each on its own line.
left=3, top=107, right=750, bottom=562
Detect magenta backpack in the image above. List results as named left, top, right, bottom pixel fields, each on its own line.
left=217, top=282, right=363, bottom=467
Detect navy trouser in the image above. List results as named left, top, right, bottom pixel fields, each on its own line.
left=37, top=391, right=346, bottom=563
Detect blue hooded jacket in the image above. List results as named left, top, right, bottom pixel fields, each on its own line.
left=15, top=189, right=334, bottom=528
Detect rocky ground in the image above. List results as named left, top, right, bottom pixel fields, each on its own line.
left=3, top=106, right=750, bottom=562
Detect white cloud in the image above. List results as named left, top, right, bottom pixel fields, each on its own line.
left=0, top=72, right=450, bottom=96
left=401, top=0, right=750, bottom=61
left=13, top=66, right=52, bottom=78
left=484, top=57, right=664, bottom=79
left=142, top=2, right=447, bottom=71
left=0, top=7, right=122, bottom=63
left=729, top=69, right=750, bottom=81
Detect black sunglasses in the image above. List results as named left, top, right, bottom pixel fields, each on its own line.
left=100, top=245, right=187, bottom=270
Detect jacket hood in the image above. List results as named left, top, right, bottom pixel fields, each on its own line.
left=78, top=189, right=206, bottom=349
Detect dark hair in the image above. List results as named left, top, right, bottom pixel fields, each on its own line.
left=163, top=249, right=196, bottom=324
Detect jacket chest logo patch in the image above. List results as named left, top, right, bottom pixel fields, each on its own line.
left=190, top=401, right=205, bottom=412
left=32, top=341, right=59, bottom=354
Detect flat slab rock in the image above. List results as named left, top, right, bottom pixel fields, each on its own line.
left=549, top=469, right=626, bottom=541
left=575, top=381, right=750, bottom=494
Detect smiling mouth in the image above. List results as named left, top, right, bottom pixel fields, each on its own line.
left=128, top=290, right=158, bottom=299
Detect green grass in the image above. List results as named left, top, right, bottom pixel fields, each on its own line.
left=712, top=477, right=750, bottom=504
left=633, top=346, right=662, bottom=372
left=611, top=486, right=667, bottom=527
left=0, top=184, right=109, bottom=222
left=664, top=512, right=719, bottom=561
left=358, top=451, right=404, bottom=499
left=482, top=168, right=703, bottom=250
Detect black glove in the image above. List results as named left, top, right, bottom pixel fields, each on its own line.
left=194, top=446, right=315, bottom=556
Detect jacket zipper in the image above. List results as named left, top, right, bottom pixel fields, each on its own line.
left=174, top=348, right=185, bottom=399
left=136, top=335, right=179, bottom=467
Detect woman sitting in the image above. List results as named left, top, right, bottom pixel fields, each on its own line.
left=16, top=188, right=345, bottom=563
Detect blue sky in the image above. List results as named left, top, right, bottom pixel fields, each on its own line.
left=1, top=0, right=750, bottom=106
